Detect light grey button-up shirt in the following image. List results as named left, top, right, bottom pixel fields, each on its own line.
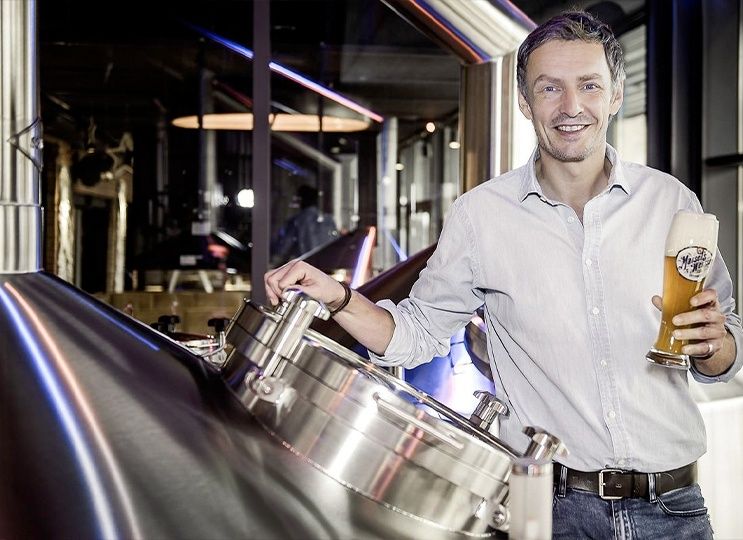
left=371, top=145, right=743, bottom=472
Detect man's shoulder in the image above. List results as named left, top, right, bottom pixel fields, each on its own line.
left=457, top=166, right=525, bottom=205
left=621, top=160, right=696, bottom=197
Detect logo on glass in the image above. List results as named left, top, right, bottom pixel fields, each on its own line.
left=675, top=246, right=713, bottom=282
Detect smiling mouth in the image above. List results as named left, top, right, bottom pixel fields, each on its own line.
left=555, top=124, right=589, bottom=132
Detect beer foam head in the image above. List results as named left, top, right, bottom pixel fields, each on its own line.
left=665, top=210, right=719, bottom=256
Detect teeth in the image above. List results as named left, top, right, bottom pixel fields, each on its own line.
left=557, top=125, right=585, bottom=132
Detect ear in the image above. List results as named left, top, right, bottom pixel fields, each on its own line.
left=609, top=80, right=624, bottom=116
left=518, top=92, right=533, bottom=120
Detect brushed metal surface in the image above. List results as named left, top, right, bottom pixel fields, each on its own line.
left=224, top=297, right=539, bottom=536
left=0, top=272, right=490, bottom=540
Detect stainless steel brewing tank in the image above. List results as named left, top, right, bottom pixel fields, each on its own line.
left=224, top=290, right=567, bottom=537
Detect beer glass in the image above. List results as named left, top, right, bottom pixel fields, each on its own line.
left=646, top=211, right=719, bottom=369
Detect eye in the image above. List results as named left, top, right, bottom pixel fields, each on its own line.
left=542, top=85, right=558, bottom=93
left=584, top=83, right=600, bottom=91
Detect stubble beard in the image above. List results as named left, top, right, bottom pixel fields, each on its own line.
left=537, top=136, right=596, bottom=163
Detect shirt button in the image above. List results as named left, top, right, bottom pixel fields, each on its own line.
left=567, top=216, right=575, bottom=223
left=585, top=259, right=593, bottom=267
left=591, top=307, right=600, bottom=315
left=608, top=410, right=616, bottom=419
left=600, top=359, right=608, bottom=367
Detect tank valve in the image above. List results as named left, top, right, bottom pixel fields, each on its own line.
left=264, top=288, right=330, bottom=368
left=469, top=390, right=509, bottom=431
left=208, top=317, right=231, bottom=347
left=522, top=426, right=568, bottom=461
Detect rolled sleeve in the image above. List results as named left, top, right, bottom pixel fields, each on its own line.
left=367, top=198, right=485, bottom=369
left=368, top=299, right=420, bottom=367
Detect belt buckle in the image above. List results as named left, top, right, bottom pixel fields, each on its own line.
left=598, top=468, right=625, bottom=500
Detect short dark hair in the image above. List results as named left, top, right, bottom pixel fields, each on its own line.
left=516, top=11, right=625, bottom=99
left=296, top=184, right=318, bottom=209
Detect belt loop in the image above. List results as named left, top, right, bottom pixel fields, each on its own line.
left=557, top=464, right=567, bottom=497
left=648, top=473, right=658, bottom=502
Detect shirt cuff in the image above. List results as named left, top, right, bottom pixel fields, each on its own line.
left=690, top=323, right=743, bottom=383
left=367, top=299, right=414, bottom=367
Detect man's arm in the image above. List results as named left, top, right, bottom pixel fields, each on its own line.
left=265, top=260, right=395, bottom=355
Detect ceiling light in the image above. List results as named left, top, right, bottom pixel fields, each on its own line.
left=395, top=163, right=404, bottom=171
left=425, top=122, right=436, bottom=133
left=171, top=113, right=370, bottom=132
left=448, top=140, right=461, bottom=149
left=237, top=189, right=254, bottom=208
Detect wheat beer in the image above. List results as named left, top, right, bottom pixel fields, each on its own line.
left=646, top=211, right=718, bottom=369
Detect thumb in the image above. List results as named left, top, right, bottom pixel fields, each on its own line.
left=651, top=295, right=663, bottom=312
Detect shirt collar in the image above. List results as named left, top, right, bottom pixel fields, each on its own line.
left=518, top=143, right=632, bottom=203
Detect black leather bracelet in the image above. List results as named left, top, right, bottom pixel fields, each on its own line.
left=330, top=281, right=353, bottom=316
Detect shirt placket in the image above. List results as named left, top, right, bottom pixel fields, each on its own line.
left=582, top=199, right=630, bottom=468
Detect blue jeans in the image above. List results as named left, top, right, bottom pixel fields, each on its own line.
left=552, top=484, right=714, bottom=539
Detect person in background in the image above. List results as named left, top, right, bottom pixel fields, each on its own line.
left=271, top=184, right=338, bottom=266
left=265, top=11, right=741, bottom=539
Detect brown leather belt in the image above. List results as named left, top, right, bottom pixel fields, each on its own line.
left=553, top=462, right=697, bottom=500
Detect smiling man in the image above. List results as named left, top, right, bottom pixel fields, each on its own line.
left=265, top=11, right=742, bottom=538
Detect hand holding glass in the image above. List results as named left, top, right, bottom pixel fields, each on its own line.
left=646, top=211, right=719, bottom=369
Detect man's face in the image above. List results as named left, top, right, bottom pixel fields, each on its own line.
left=518, top=39, right=623, bottom=163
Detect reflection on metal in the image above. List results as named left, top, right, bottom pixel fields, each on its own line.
left=463, top=314, right=493, bottom=381
left=4, top=273, right=408, bottom=539
left=381, top=0, right=534, bottom=63
left=108, top=176, right=128, bottom=293
left=376, top=118, right=398, bottom=271
left=462, top=61, right=500, bottom=191
left=351, top=226, right=376, bottom=288
left=0, top=0, right=42, bottom=273
left=225, top=290, right=567, bottom=536
left=1, top=282, right=140, bottom=540
left=56, top=152, right=75, bottom=282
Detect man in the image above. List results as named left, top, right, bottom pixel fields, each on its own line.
left=265, top=11, right=742, bottom=539
left=271, top=184, right=338, bottom=265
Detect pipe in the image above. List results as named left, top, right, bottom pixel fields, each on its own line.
left=381, top=0, right=534, bottom=64
left=0, top=0, right=42, bottom=272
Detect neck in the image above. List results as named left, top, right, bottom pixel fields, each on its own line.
left=535, top=142, right=610, bottom=221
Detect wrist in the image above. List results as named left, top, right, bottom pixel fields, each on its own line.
left=328, top=281, right=352, bottom=316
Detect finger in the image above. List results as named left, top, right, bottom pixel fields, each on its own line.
left=682, top=340, right=717, bottom=358
left=265, top=262, right=295, bottom=304
left=672, top=305, right=725, bottom=327
left=673, top=321, right=727, bottom=342
left=264, top=270, right=281, bottom=306
left=651, top=295, right=663, bottom=311
left=689, top=288, right=719, bottom=308
left=277, top=261, right=310, bottom=291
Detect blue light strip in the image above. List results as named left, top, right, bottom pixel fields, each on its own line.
left=384, top=228, right=407, bottom=261
left=0, top=286, right=117, bottom=540
left=187, top=23, right=384, bottom=123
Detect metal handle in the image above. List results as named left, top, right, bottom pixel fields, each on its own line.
left=469, top=390, right=508, bottom=430
left=522, top=426, right=569, bottom=461
left=373, top=392, right=464, bottom=450
left=265, top=288, right=331, bottom=366
left=304, top=327, right=521, bottom=458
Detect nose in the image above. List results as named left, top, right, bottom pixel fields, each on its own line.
left=560, top=88, right=583, bottom=117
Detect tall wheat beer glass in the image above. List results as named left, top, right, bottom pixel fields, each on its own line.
left=646, top=211, right=719, bottom=369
